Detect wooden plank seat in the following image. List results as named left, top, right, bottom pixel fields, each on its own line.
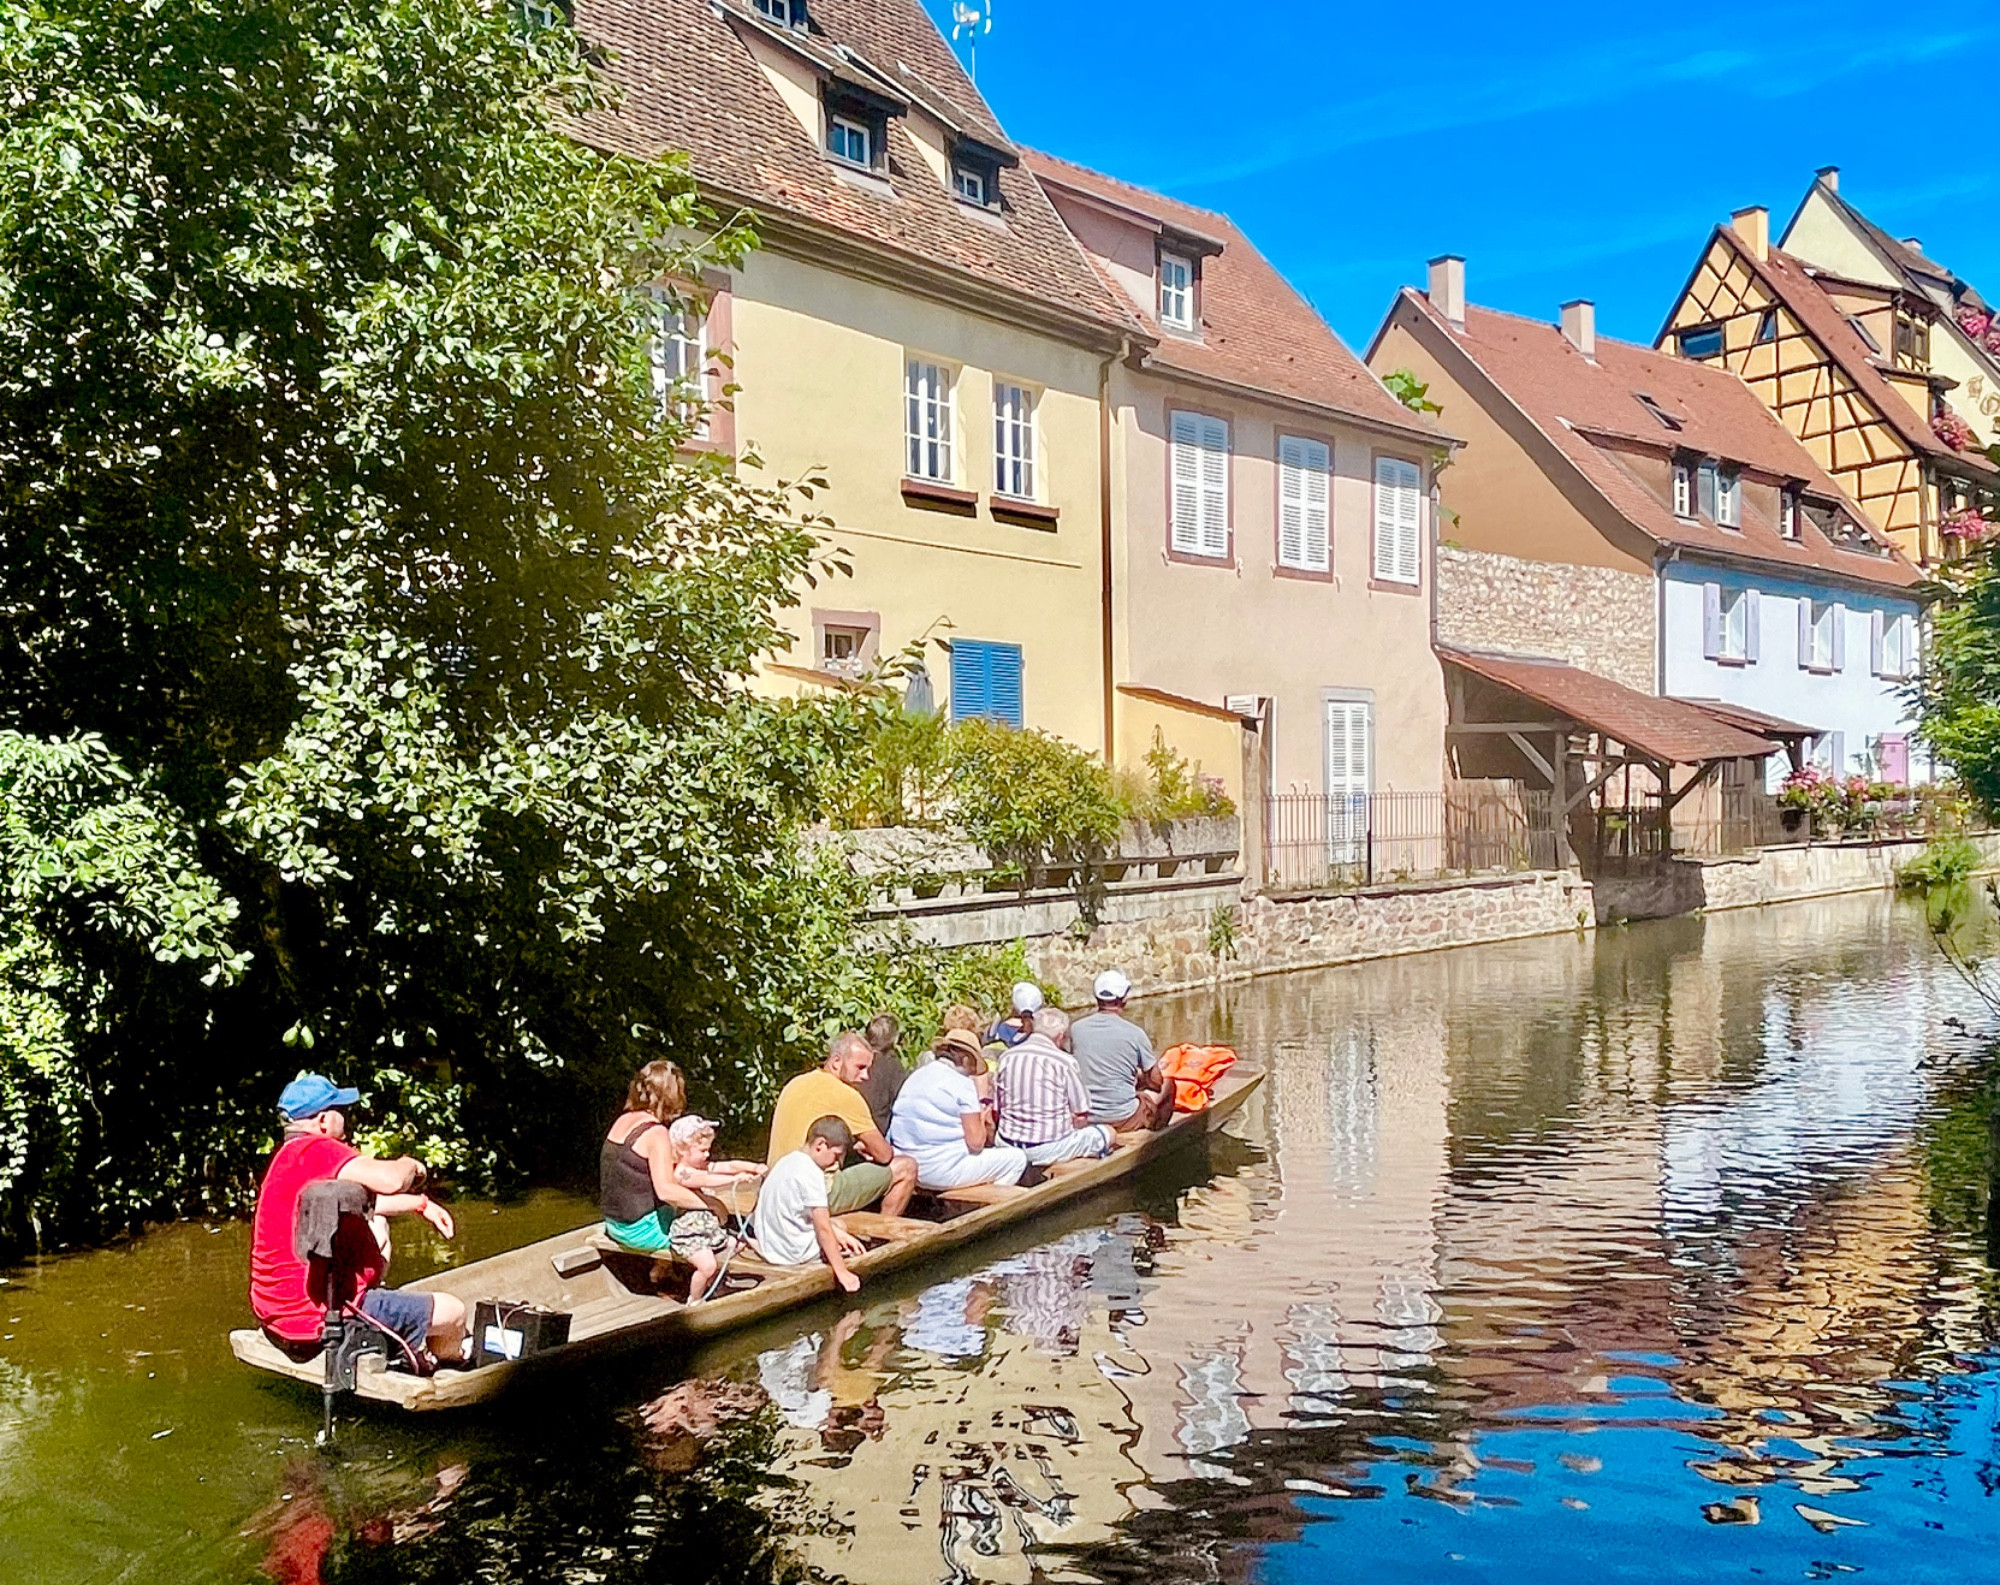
left=931, top=1182, right=1029, bottom=1208
left=834, top=1210, right=936, bottom=1244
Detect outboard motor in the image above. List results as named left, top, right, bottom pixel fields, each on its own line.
left=293, top=1178, right=386, bottom=1441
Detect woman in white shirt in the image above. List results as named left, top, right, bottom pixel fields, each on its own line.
left=889, top=1029, right=1029, bottom=1191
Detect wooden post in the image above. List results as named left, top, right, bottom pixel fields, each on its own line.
left=1240, top=712, right=1267, bottom=898
left=1553, top=732, right=1573, bottom=870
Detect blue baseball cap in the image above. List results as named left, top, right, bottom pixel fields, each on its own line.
left=278, top=1072, right=361, bottom=1121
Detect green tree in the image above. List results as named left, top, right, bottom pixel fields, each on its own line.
left=1916, top=546, right=2000, bottom=814
left=0, top=0, right=863, bottom=1242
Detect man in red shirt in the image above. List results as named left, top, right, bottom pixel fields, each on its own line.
left=249, top=1073, right=468, bottom=1367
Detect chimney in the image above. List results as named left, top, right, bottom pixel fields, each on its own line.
left=1816, top=165, right=1840, bottom=193
left=1427, top=255, right=1465, bottom=331
left=1903, top=237, right=1924, bottom=254
left=1731, top=206, right=1770, bottom=262
left=1559, top=299, right=1596, bottom=361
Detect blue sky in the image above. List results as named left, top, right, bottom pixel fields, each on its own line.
left=922, top=0, right=2000, bottom=353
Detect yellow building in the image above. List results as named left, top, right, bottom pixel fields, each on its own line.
left=568, top=0, right=1137, bottom=749
left=1657, top=204, right=2000, bottom=564
left=1783, top=167, right=2000, bottom=451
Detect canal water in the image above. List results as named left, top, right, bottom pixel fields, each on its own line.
left=4, top=891, right=1999, bottom=1584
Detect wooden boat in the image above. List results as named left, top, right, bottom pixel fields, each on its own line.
left=229, top=1065, right=1263, bottom=1413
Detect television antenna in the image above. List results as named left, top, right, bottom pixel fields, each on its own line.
left=951, top=1, right=992, bottom=81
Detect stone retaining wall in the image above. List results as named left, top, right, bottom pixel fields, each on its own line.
left=1591, top=831, right=2000, bottom=922
left=1025, top=870, right=1596, bottom=1005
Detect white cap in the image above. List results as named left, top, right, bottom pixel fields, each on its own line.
left=1093, top=968, right=1132, bottom=1002
left=668, top=1114, right=718, bottom=1147
left=1010, top=982, right=1045, bottom=1014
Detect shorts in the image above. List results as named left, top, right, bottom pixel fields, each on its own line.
left=358, top=1286, right=435, bottom=1356
left=668, top=1209, right=732, bottom=1257
left=604, top=1210, right=676, bottom=1254
left=828, top=1163, right=893, bottom=1214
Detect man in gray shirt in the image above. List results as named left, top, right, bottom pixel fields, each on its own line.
left=1067, top=969, right=1175, bottom=1131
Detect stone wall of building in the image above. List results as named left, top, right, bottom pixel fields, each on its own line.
left=1436, top=545, right=1656, bottom=693
left=1024, top=870, right=1596, bottom=1005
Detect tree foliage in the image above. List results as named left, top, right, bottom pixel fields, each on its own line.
left=0, top=0, right=880, bottom=1243
left=1917, top=547, right=2000, bottom=815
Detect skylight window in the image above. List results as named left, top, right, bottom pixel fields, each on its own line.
left=1847, top=314, right=1882, bottom=354
left=1634, top=393, right=1683, bottom=431
left=1677, top=323, right=1725, bottom=360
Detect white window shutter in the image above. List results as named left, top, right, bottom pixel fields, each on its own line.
left=1870, top=609, right=1885, bottom=676
left=1373, top=461, right=1397, bottom=579
left=1396, top=463, right=1422, bottom=583
left=1199, top=416, right=1230, bottom=558
left=1830, top=603, right=1846, bottom=672
left=1305, top=445, right=1331, bottom=571
left=1797, top=599, right=1812, bottom=668
left=1277, top=438, right=1306, bottom=569
left=1744, top=589, right=1761, bottom=663
left=1170, top=412, right=1202, bottom=554
left=1702, top=583, right=1722, bottom=659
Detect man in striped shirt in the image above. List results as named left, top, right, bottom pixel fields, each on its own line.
left=995, top=1007, right=1115, bottom=1168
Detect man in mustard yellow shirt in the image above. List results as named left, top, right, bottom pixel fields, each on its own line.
left=766, top=1032, right=919, bottom=1216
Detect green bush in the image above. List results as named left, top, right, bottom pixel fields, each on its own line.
left=1118, top=730, right=1237, bottom=823
left=945, top=719, right=1123, bottom=880
left=1897, top=836, right=1986, bottom=892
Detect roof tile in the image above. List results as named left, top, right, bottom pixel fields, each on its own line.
left=1409, top=293, right=1920, bottom=591
left=1026, top=150, right=1443, bottom=440
left=566, top=0, right=1133, bottom=333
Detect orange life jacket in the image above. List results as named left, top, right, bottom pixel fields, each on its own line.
left=1158, top=1044, right=1238, bottom=1113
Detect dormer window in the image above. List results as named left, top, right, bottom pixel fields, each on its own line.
left=1695, top=459, right=1740, bottom=527
left=1673, top=461, right=1693, bottom=519
left=1894, top=311, right=1930, bottom=370
left=952, top=166, right=987, bottom=205
left=1847, top=314, right=1882, bottom=354
left=1159, top=251, right=1194, bottom=332
left=1780, top=487, right=1800, bottom=540
left=827, top=114, right=872, bottom=169
left=752, top=0, right=805, bottom=25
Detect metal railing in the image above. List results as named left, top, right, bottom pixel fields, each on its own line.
left=1597, top=789, right=1988, bottom=865
left=1265, top=786, right=1559, bottom=894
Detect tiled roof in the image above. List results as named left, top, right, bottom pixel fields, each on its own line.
left=1672, top=696, right=1820, bottom=740
left=1819, top=183, right=1982, bottom=311
left=1025, top=151, right=1446, bottom=442
left=565, top=0, right=1134, bottom=334
left=1440, top=648, right=1782, bottom=765
left=1403, top=291, right=1920, bottom=592
left=1703, top=229, right=1996, bottom=479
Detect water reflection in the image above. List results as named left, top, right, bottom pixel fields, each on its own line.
left=738, top=896, right=2000, bottom=1584
left=5, top=893, right=2000, bottom=1585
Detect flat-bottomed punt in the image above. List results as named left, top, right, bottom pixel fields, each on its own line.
left=229, top=1065, right=1262, bottom=1412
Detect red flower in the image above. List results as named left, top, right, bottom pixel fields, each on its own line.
left=1932, top=406, right=1978, bottom=451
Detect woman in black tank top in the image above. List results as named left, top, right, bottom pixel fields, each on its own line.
left=601, top=1061, right=706, bottom=1252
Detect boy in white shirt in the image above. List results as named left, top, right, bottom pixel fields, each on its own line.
left=753, top=1116, right=866, bottom=1293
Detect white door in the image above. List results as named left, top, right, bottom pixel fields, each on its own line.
left=1324, top=699, right=1372, bottom=866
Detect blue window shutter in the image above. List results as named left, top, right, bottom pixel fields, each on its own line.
left=990, top=644, right=1023, bottom=727
left=950, top=641, right=989, bottom=722
left=949, top=640, right=1023, bottom=726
